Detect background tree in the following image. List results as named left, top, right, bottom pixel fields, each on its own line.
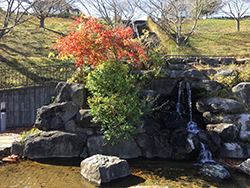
left=79, top=0, right=140, bottom=28
left=0, top=0, right=35, bottom=39
left=220, top=0, right=250, bottom=31
left=137, top=0, right=220, bottom=47
left=201, top=0, right=223, bottom=18
left=27, top=0, right=75, bottom=28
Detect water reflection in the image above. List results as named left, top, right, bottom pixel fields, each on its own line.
left=0, top=157, right=250, bottom=188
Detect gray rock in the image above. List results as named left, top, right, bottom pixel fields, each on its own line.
left=80, top=154, right=131, bottom=184
left=236, top=58, right=250, bottom=64
left=203, top=112, right=238, bottom=124
left=80, top=147, right=89, bottom=158
left=185, top=57, right=198, bottom=63
left=232, top=82, right=250, bottom=105
left=166, top=58, right=184, bottom=64
left=77, top=127, right=95, bottom=136
left=237, top=113, right=250, bottom=141
left=65, top=120, right=77, bottom=132
left=199, top=163, right=231, bottom=179
left=163, top=69, right=184, bottom=81
left=197, top=131, right=221, bottom=153
left=35, top=102, right=79, bottom=130
left=237, top=158, right=250, bottom=176
left=196, top=97, right=243, bottom=114
left=192, top=80, right=221, bottom=92
left=220, top=58, right=236, bottom=65
left=54, top=82, right=87, bottom=107
left=217, top=143, right=245, bottom=158
left=23, top=131, right=87, bottom=159
left=136, top=133, right=157, bottom=158
left=154, top=132, right=173, bottom=159
left=183, top=69, right=206, bottom=81
left=150, top=78, right=177, bottom=96
left=206, top=123, right=238, bottom=142
left=137, top=115, right=162, bottom=135
left=87, top=136, right=141, bottom=159
left=77, top=109, right=93, bottom=128
left=11, top=141, right=23, bottom=155
left=199, top=58, right=219, bottom=67
left=214, top=69, right=238, bottom=78
left=163, top=69, right=205, bottom=82
left=200, top=69, right=217, bottom=76
left=170, top=127, right=198, bottom=160
left=167, top=63, right=194, bottom=70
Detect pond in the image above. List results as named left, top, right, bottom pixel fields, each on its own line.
left=0, top=157, right=250, bottom=188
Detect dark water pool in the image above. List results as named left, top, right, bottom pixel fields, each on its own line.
left=0, top=157, right=250, bottom=188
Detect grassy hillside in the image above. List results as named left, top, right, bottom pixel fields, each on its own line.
left=0, top=17, right=250, bottom=71
left=148, top=18, right=250, bottom=58
left=0, top=17, right=73, bottom=69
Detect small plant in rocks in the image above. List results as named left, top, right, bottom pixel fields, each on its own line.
left=86, top=61, right=152, bottom=144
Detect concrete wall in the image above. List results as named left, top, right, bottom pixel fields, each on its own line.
left=0, top=84, right=57, bottom=128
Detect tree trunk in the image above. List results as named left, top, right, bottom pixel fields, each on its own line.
left=0, top=30, right=5, bottom=40
left=39, top=17, right=45, bottom=28
left=236, top=19, right=240, bottom=31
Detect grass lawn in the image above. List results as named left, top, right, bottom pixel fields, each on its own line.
left=0, top=16, right=74, bottom=69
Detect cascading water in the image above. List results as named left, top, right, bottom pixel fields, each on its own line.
left=177, top=81, right=215, bottom=164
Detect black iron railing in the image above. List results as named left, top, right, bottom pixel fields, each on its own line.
left=0, top=63, right=76, bottom=89
left=165, top=55, right=237, bottom=59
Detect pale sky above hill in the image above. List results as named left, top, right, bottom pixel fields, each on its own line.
left=0, top=0, right=249, bottom=20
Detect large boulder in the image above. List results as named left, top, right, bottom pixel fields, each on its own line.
left=154, top=132, right=173, bottom=158
left=237, top=158, right=250, bottom=176
left=137, top=115, right=162, bottom=135
left=214, top=69, right=238, bottom=78
left=80, top=154, right=131, bottom=184
left=136, top=131, right=173, bottom=159
left=203, top=112, right=238, bottom=124
left=150, top=78, right=177, bottom=96
left=192, top=80, right=221, bottom=92
left=163, top=69, right=205, bottom=81
left=217, top=143, right=245, bottom=158
left=196, top=97, right=243, bottom=114
left=54, top=82, right=87, bottom=107
left=206, top=123, right=238, bottom=142
left=35, top=102, right=79, bottom=130
left=170, top=128, right=200, bottom=160
left=237, top=113, right=250, bottom=141
left=87, top=136, right=141, bottom=159
left=197, top=131, right=221, bottom=153
left=199, top=163, right=231, bottom=180
left=136, top=133, right=158, bottom=158
left=183, top=69, right=206, bottom=81
left=23, top=131, right=87, bottom=159
left=232, top=82, right=250, bottom=105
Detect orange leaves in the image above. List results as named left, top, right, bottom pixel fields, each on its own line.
left=52, top=16, right=147, bottom=68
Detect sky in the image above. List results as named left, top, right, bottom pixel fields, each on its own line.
left=0, top=0, right=249, bottom=20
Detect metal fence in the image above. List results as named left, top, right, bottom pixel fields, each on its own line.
left=165, top=54, right=237, bottom=59
left=0, top=63, right=76, bottom=90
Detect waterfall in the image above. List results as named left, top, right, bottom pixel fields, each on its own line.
left=177, top=81, right=215, bottom=164
left=176, top=81, right=182, bottom=116
left=186, top=82, right=200, bottom=134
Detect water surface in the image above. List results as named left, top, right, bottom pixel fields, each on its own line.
left=0, top=157, right=250, bottom=188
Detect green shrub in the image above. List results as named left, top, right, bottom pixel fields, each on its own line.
left=86, top=61, right=151, bottom=144
left=19, top=128, right=41, bottom=142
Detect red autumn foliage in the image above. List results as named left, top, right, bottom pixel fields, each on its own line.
left=52, top=16, right=148, bottom=68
